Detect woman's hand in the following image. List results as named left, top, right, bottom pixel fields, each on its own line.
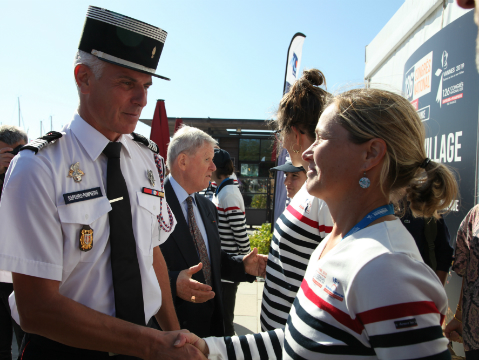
left=445, top=317, right=463, bottom=343
left=174, top=332, right=209, bottom=356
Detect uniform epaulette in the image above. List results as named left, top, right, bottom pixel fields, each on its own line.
left=131, top=132, right=159, bottom=154
left=19, top=131, right=63, bottom=155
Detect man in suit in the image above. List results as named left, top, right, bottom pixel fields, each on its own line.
left=160, top=125, right=267, bottom=338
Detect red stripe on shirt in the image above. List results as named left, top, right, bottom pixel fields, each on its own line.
left=357, top=301, right=442, bottom=325
left=216, top=206, right=245, bottom=214
left=319, top=225, right=333, bottom=233
left=300, top=280, right=364, bottom=334
left=287, top=205, right=319, bottom=230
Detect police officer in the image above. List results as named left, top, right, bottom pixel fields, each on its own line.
left=0, top=6, right=204, bottom=360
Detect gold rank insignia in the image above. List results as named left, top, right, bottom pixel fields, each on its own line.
left=151, top=46, right=156, bottom=58
left=68, top=162, right=85, bottom=183
left=79, top=225, right=93, bottom=252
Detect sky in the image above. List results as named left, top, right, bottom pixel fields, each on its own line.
left=0, top=0, right=405, bottom=140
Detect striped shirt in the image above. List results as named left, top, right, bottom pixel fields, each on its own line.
left=261, top=183, right=333, bottom=331
left=212, top=178, right=250, bottom=256
left=204, top=219, right=450, bottom=359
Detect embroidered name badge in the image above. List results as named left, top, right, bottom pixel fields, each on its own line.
left=394, top=318, right=417, bottom=329
left=63, top=187, right=102, bottom=205
left=142, top=187, right=164, bottom=198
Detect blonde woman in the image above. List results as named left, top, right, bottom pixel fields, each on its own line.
left=176, top=88, right=458, bottom=360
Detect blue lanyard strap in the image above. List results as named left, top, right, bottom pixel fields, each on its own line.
left=215, top=177, right=230, bottom=195
left=342, top=204, right=395, bottom=240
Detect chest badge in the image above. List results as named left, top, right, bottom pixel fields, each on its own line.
left=67, top=162, right=85, bottom=183
left=79, top=225, right=93, bottom=252
left=147, top=169, right=155, bottom=187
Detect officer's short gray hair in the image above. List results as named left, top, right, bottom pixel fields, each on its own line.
left=74, top=50, right=106, bottom=80
left=167, top=125, right=217, bottom=170
left=0, top=125, right=28, bottom=145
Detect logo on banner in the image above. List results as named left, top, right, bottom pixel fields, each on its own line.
left=291, top=52, right=298, bottom=77
left=435, top=50, right=465, bottom=108
left=442, top=51, right=448, bottom=69
left=404, top=51, right=433, bottom=109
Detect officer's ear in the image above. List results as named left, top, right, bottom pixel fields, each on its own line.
left=74, top=64, right=93, bottom=95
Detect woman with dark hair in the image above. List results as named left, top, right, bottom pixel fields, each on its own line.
left=261, top=69, right=333, bottom=332
left=176, top=88, right=458, bottom=360
left=211, top=148, right=250, bottom=336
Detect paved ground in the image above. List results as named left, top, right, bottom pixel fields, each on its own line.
left=233, top=280, right=264, bottom=336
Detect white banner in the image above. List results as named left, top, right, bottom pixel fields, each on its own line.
left=283, top=33, right=306, bottom=94
left=272, top=33, right=307, bottom=228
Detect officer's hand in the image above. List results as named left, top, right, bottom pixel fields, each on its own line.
left=243, top=248, right=268, bottom=278
left=176, top=263, right=215, bottom=303
left=0, top=148, right=15, bottom=175
left=147, top=330, right=207, bottom=360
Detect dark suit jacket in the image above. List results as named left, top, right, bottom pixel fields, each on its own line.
left=160, top=178, right=255, bottom=337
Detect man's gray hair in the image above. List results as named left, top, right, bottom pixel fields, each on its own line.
left=73, top=50, right=106, bottom=79
left=167, top=125, right=217, bottom=170
left=0, top=125, right=28, bottom=145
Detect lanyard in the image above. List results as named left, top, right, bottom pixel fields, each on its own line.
left=342, top=204, right=395, bottom=240
left=215, top=177, right=230, bottom=195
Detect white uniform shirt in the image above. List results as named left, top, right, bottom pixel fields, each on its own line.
left=0, top=114, right=175, bottom=324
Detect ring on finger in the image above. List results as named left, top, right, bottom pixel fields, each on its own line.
left=191, top=295, right=196, bottom=303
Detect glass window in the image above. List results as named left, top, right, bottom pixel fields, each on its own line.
left=240, top=163, right=259, bottom=177
left=260, top=139, right=274, bottom=161
left=239, top=139, right=260, bottom=161
left=239, top=178, right=268, bottom=209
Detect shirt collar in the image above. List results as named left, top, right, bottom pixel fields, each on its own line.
left=70, top=113, right=132, bottom=161
left=169, top=175, right=197, bottom=206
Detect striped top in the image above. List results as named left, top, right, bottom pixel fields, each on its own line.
left=204, top=219, right=450, bottom=360
left=212, top=178, right=250, bottom=257
left=261, top=183, right=333, bottom=331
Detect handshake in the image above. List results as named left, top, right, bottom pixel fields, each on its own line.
left=174, top=332, right=209, bottom=357
left=147, top=248, right=268, bottom=359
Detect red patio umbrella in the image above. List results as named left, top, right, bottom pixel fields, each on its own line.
left=150, top=99, right=170, bottom=161
left=174, top=118, right=183, bottom=133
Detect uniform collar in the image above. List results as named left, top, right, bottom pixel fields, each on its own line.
left=70, top=114, right=132, bottom=161
left=169, top=174, right=197, bottom=206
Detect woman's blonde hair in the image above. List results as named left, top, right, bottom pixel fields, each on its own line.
left=328, top=88, right=458, bottom=218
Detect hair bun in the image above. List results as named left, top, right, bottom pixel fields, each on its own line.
left=301, top=68, right=326, bottom=88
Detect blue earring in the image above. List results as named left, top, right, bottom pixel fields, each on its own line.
left=359, top=172, right=370, bottom=189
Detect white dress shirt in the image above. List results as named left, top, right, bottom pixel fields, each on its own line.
left=168, top=175, right=211, bottom=261
left=0, top=113, right=175, bottom=324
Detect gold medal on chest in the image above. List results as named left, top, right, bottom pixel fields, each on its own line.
left=79, top=225, right=93, bottom=251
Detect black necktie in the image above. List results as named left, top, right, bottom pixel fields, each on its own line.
left=103, top=142, right=145, bottom=328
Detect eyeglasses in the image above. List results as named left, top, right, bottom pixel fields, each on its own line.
left=274, top=129, right=282, bottom=142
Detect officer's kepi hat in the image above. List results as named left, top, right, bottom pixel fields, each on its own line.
left=78, top=6, right=169, bottom=80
